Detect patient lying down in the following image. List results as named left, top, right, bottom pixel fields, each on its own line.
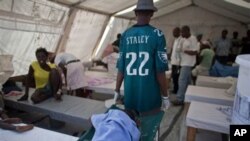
left=0, top=110, right=33, bottom=132
left=90, top=109, right=140, bottom=141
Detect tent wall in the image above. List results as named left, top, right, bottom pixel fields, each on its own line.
left=63, top=10, right=108, bottom=62
left=0, top=30, right=60, bottom=75
left=151, top=6, right=247, bottom=52
left=0, top=0, right=69, bottom=76
left=93, top=17, right=131, bottom=60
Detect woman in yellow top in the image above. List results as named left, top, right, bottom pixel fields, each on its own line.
left=18, top=48, right=62, bottom=104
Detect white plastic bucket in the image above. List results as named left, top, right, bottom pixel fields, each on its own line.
left=231, top=55, right=250, bottom=124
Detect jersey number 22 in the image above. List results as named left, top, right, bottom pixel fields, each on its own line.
left=126, top=52, right=149, bottom=76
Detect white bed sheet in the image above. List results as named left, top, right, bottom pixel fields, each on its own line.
left=0, top=126, right=78, bottom=141
left=85, top=71, right=124, bottom=95
left=185, top=86, right=234, bottom=106
left=186, top=101, right=230, bottom=134
left=85, top=70, right=171, bottom=95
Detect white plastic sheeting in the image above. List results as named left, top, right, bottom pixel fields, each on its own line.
left=78, top=0, right=138, bottom=14
left=0, top=0, right=249, bottom=77
left=0, top=0, right=69, bottom=76
left=64, top=10, right=107, bottom=62
left=93, top=17, right=131, bottom=60
left=0, top=29, right=61, bottom=75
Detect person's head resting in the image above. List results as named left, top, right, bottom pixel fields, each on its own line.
left=221, top=29, right=228, bottom=39
left=123, top=109, right=140, bottom=126
left=134, top=0, right=157, bottom=25
left=35, top=47, right=48, bottom=65
left=181, top=25, right=191, bottom=38
left=173, top=27, right=180, bottom=38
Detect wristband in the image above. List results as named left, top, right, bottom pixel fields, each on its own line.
left=162, top=96, right=169, bottom=100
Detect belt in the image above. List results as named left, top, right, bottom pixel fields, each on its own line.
left=66, top=59, right=80, bottom=65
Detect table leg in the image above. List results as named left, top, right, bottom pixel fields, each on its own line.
left=221, top=133, right=228, bottom=141
left=187, top=126, right=197, bottom=141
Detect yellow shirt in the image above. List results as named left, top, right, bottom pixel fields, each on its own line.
left=31, top=61, right=56, bottom=89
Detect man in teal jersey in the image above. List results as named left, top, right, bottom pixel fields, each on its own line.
left=115, top=0, right=170, bottom=113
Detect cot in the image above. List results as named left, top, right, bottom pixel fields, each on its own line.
left=85, top=70, right=171, bottom=95
left=0, top=124, right=78, bottom=141
left=196, top=75, right=236, bottom=89
left=186, top=101, right=230, bottom=141
left=185, top=85, right=234, bottom=106
left=3, top=89, right=107, bottom=129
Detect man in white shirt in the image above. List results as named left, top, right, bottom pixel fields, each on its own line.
left=170, top=27, right=182, bottom=94
left=172, top=26, right=198, bottom=105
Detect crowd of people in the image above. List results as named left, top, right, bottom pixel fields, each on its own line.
left=169, top=27, right=250, bottom=105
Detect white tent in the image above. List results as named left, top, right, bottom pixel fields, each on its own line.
left=0, top=0, right=249, bottom=76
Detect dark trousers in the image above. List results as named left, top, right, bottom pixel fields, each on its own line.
left=171, top=65, right=180, bottom=94
left=216, top=56, right=228, bottom=65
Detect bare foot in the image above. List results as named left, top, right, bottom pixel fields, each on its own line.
left=17, top=95, right=28, bottom=101
left=54, top=94, right=62, bottom=101
left=3, top=118, right=22, bottom=124
left=15, top=124, right=34, bottom=132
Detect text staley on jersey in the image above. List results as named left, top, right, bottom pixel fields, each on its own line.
left=126, top=35, right=150, bottom=45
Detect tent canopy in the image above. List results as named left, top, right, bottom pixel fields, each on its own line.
left=0, top=0, right=249, bottom=76
left=52, top=0, right=250, bottom=23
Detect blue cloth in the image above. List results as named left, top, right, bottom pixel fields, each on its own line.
left=91, top=109, right=140, bottom=141
left=209, top=61, right=239, bottom=77
left=177, top=66, right=192, bottom=102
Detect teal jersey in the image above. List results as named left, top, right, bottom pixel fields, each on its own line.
left=117, top=24, right=168, bottom=112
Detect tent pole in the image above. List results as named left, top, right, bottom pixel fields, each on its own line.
left=91, top=16, right=111, bottom=60
left=55, top=8, right=78, bottom=53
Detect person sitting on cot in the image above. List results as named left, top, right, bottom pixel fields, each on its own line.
left=18, top=47, right=62, bottom=104
left=90, top=109, right=140, bottom=141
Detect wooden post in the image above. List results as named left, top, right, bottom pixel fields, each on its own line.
left=55, top=8, right=78, bottom=53
left=187, top=127, right=197, bottom=141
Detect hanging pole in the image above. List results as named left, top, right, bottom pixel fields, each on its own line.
left=55, top=8, right=78, bottom=53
